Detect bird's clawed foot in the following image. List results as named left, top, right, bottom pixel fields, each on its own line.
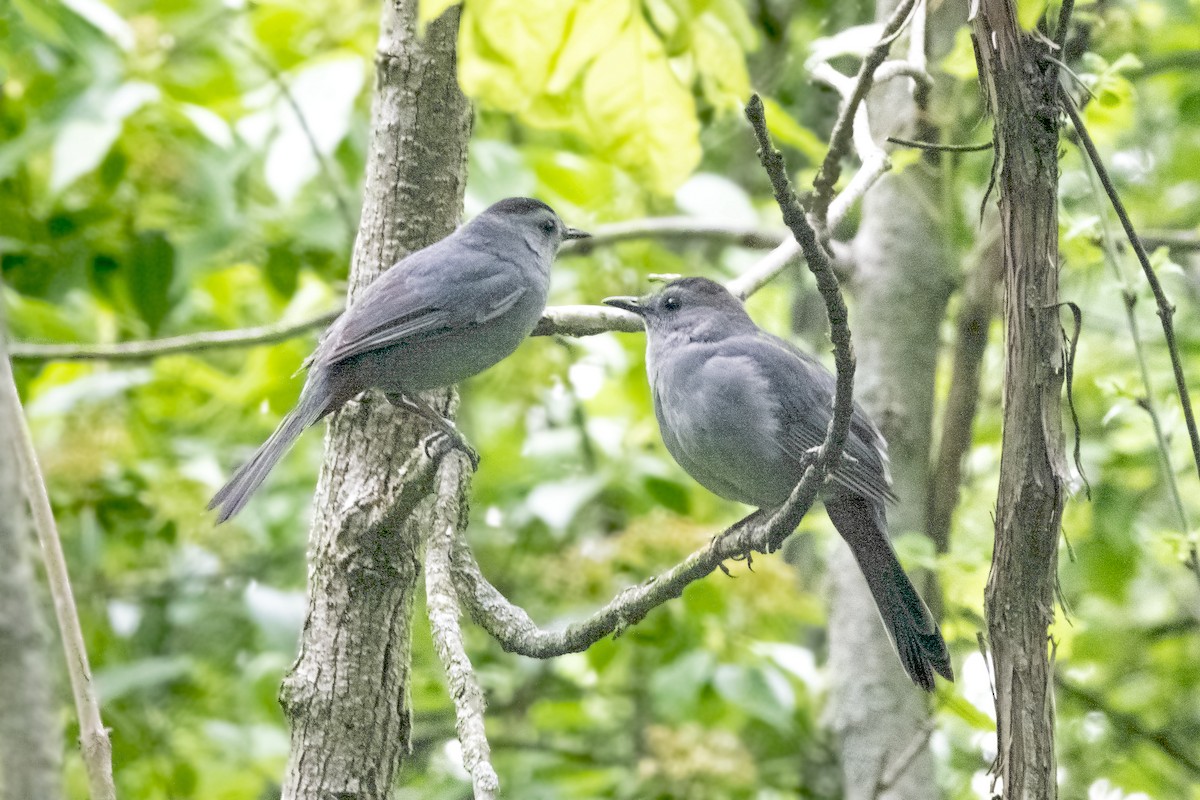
left=389, top=392, right=481, bottom=471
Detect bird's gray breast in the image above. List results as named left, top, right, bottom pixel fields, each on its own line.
left=648, top=339, right=796, bottom=508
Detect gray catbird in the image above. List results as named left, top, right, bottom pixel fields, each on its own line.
left=604, top=277, right=952, bottom=691
left=208, top=197, right=589, bottom=522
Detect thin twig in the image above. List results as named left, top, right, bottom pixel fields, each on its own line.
left=426, top=455, right=499, bottom=800
left=887, top=136, right=993, bottom=153
left=232, top=38, right=357, bottom=238
left=1061, top=91, right=1200, bottom=487
left=0, top=297, right=116, bottom=800
left=1052, top=0, right=1076, bottom=55
left=9, top=310, right=343, bottom=362
left=1083, top=149, right=1195, bottom=573
left=746, top=94, right=856, bottom=481
left=563, top=218, right=787, bottom=254
left=1056, top=677, right=1200, bottom=777
left=810, top=0, right=919, bottom=228
left=874, top=722, right=936, bottom=797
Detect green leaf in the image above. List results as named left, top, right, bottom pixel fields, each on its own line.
left=692, top=13, right=751, bottom=110
left=644, top=476, right=691, bottom=515
left=130, top=230, right=176, bottom=334
left=581, top=16, right=701, bottom=193
left=713, top=663, right=796, bottom=732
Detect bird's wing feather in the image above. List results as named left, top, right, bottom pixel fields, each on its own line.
left=315, top=246, right=529, bottom=367
left=725, top=332, right=897, bottom=506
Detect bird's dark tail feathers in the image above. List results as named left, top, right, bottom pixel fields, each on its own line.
left=825, top=494, right=954, bottom=692
left=207, top=373, right=332, bottom=524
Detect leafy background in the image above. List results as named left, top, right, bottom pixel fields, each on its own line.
left=2, top=0, right=1199, bottom=797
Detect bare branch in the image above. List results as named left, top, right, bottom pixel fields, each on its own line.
left=0, top=294, right=115, bottom=800
left=562, top=217, right=787, bottom=255
left=426, top=455, right=499, bottom=800
left=927, top=225, right=1002, bottom=552
left=1052, top=0, right=1076, bottom=54
left=809, top=0, right=919, bottom=228
left=453, top=477, right=825, bottom=658
left=1061, top=91, right=1200, bottom=486
left=450, top=95, right=856, bottom=659
left=887, top=136, right=993, bottom=153
left=9, top=310, right=343, bottom=362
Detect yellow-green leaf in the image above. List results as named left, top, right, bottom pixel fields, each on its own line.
left=581, top=16, right=701, bottom=193
left=692, top=12, right=751, bottom=110
left=758, top=96, right=826, bottom=163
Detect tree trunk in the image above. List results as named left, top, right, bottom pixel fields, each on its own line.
left=972, top=1, right=1067, bottom=798
left=825, top=5, right=955, bottom=798
left=0, top=371, right=64, bottom=800
left=828, top=171, right=953, bottom=800
left=278, top=2, right=471, bottom=797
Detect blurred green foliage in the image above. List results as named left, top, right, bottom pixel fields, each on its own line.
left=2, top=0, right=1200, bottom=798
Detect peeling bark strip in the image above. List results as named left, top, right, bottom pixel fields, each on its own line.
left=971, top=1, right=1068, bottom=798
left=278, top=2, right=471, bottom=798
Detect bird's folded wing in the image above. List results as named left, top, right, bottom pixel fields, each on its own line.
left=317, top=253, right=529, bottom=367
left=734, top=333, right=898, bottom=506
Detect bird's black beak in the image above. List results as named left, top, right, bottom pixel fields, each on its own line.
left=602, top=296, right=643, bottom=315
left=563, top=227, right=591, bottom=240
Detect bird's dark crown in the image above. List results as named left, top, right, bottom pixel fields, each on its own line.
left=486, top=197, right=557, bottom=217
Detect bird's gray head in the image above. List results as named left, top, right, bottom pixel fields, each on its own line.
left=602, top=277, right=756, bottom=343
left=472, top=197, right=590, bottom=263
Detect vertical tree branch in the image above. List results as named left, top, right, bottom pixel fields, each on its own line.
left=0, top=320, right=64, bottom=800
left=0, top=300, right=114, bottom=799
left=277, top=2, right=472, bottom=797
left=972, top=1, right=1068, bottom=797
left=927, top=226, right=1003, bottom=554
left=426, top=456, right=499, bottom=799
left=824, top=3, right=954, bottom=797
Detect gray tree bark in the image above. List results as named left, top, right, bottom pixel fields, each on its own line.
left=824, top=5, right=955, bottom=798
left=972, top=0, right=1067, bottom=797
left=828, top=171, right=953, bottom=800
left=278, top=2, right=472, bottom=797
left=0, top=381, right=64, bottom=800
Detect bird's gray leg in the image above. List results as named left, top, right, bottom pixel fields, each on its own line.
left=385, top=392, right=480, bottom=470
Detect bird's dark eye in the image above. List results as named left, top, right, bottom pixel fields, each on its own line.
left=663, top=296, right=681, bottom=311
left=540, top=219, right=556, bottom=234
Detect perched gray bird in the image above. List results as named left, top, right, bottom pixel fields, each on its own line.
left=604, top=277, right=952, bottom=691
left=209, top=197, right=589, bottom=523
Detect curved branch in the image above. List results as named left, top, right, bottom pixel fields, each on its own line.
left=0, top=298, right=115, bottom=799
left=809, top=0, right=918, bottom=228
left=426, top=455, right=499, bottom=800
left=452, top=96, right=857, bottom=659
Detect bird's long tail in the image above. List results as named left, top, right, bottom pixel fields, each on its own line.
left=208, top=372, right=332, bottom=524
left=825, top=494, right=953, bottom=691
